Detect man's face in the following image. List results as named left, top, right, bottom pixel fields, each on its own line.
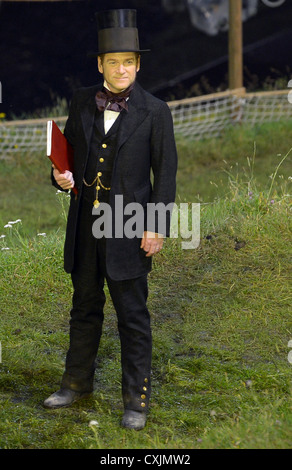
left=98, top=52, right=140, bottom=93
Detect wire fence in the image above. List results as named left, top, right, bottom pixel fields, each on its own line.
left=168, top=88, right=292, bottom=139
left=0, top=88, right=291, bottom=157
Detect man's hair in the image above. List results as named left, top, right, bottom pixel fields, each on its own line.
left=98, top=52, right=140, bottom=64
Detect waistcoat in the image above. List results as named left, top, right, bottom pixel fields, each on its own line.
left=83, top=109, right=123, bottom=204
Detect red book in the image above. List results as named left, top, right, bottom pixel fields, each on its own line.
left=47, top=120, right=77, bottom=195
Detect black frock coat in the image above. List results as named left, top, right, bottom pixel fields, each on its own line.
left=52, top=81, right=177, bottom=281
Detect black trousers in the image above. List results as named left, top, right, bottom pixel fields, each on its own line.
left=61, top=196, right=152, bottom=412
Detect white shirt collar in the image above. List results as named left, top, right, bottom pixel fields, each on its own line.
left=103, top=80, right=128, bottom=94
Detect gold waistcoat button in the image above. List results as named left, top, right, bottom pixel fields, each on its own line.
left=141, top=394, right=146, bottom=399
left=141, top=402, right=146, bottom=408
left=102, top=143, right=107, bottom=148
left=99, top=158, right=104, bottom=163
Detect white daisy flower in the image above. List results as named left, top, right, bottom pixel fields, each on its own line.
left=8, top=219, right=21, bottom=224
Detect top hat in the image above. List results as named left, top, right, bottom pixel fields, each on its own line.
left=89, top=9, right=150, bottom=56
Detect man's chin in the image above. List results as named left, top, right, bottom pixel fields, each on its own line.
left=113, top=79, right=132, bottom=89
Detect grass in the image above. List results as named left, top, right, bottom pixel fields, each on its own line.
left=0, top=120, right=291, bottom=449
left=176, top=120, right=292, bottom=204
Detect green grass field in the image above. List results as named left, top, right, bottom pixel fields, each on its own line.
left=0, top=120, right=291, bottom=449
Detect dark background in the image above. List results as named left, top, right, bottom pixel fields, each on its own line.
left=0, top=0, right=291, bottom=119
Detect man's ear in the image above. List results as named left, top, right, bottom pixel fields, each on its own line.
left=97, top=56, right=103, bottom=74
left=136, top=55, right=141, bottom=72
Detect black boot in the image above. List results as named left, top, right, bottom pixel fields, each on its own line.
left=43, top=388, right=90, bottom=409
left=121, top=410, right=147, bottom=430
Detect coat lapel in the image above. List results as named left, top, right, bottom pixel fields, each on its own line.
left=80, top=85, right=100, bottom=148
left=95, top=108, right=105, bottom=136
left=115, top=82, right=150, bottom=152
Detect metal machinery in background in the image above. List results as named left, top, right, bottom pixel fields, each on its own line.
left=162, top=0, right=285, bottom=36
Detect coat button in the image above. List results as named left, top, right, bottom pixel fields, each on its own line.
left=141, top=394, right=146, bottom=399
left=98, top=172, right=102, bottom=177
left=141, top=402, right=146, bottom=408
left=102, top=143, right=107, bottom=148
left=99, top=158, right=104, bottom=163
left=143, top=386, right=147, bottom=391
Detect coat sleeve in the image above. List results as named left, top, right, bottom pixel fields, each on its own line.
left=50, top=91, right=79, bottom=191
left=148, top=101, right=177, bottom=236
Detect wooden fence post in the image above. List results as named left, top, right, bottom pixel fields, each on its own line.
left=229, top=0, right=243, bottom=90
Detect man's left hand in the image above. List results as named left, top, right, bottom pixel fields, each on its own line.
left=140, top=231, right=164, bottom=257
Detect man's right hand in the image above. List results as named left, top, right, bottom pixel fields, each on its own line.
left=52, top=165, right=75, bottom=191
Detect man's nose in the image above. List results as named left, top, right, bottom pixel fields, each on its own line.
left=117, top=64, right=126, bottom=74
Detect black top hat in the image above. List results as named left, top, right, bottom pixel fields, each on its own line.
left=89, top=9, right=150, bottom=56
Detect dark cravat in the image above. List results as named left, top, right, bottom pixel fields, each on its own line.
left=95, top=83, right=134, bottom=113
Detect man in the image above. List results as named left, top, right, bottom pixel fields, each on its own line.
left=44, top=9, right=177, bottom=431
